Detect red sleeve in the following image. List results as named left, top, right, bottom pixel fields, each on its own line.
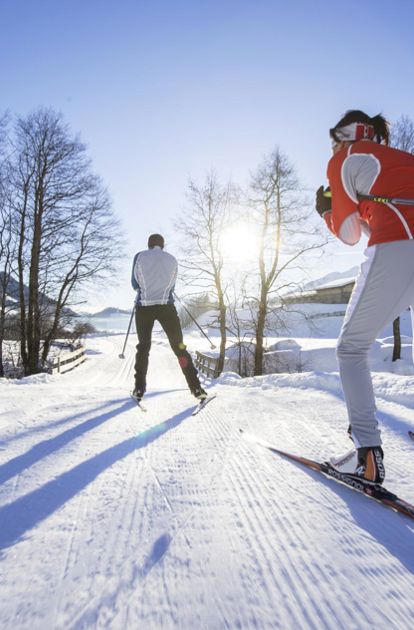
left=327, top=149, right=359, bottom=238
left=322, top=211, right=334, bottom=234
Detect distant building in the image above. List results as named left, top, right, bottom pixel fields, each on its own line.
left=282, top=279, right=356, bottom=305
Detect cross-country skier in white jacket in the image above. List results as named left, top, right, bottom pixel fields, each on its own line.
left=131, top=233, right=206, bottom=403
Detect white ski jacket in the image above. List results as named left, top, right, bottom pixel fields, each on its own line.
left=131, top=246, right=177, bottom=306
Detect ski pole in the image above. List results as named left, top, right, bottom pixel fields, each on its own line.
left=357, top=193, right=414, bottom=205
left=323, top=190, right=414, bottom=206
left=173, top=293, right=216, bottom=349
left=119, top=304, right=135, bottom=359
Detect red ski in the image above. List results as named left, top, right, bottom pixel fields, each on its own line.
left=241, top=429, right=414, bottom=522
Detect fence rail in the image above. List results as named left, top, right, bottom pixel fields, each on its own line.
left=50, top=345, right=86, bottom=375
left=194, top=350, right=221, bottom=378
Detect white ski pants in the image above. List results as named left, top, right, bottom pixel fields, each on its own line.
left=337, top=240, right=414, bottom=448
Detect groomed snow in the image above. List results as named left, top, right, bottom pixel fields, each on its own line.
left=1, top=328, right=414, bottom=629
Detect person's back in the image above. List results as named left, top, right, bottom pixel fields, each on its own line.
left=327, top=139, right=414, bottom=246
left=132, top=247, right=177, bottom=306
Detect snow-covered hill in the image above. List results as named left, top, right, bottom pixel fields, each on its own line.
left=87, top=307, right=131, bottom=318
left=1, top=330, right=413, bottom=629
left=1, top=273, right=78, bottom=316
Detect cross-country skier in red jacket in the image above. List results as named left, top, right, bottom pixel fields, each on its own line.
left=316, top=109, right=414, bottom=484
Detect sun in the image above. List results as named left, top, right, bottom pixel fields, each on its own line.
left=219, top=223, right=258, bottom=263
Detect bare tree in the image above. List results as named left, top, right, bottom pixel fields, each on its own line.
left=247, top=147, right=326, bottom=376
left=391, top=115, right=414, bottom=153
left=0, top=113, right=15, bottom=376
left=7, top=108, right=123, bottom=375
left=390, top=115, right=414, bottom=361
left=0, top=209, right=16, bottom=375
left=225, top=278, right=256, bottom=376
left=175, top=172, right=234, bottom=374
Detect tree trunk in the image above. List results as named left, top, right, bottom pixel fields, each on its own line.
left=0, top=260, right=10, bottom=377
left=27, top=207, right=42, bottom=374
left=217, top=293, right=226, bottom=374
left=392, top=316, right=401, bottom=362
left=254, top=302, right=266, bottom=376
left=17, top=183, right=30, bottom=373
left=0, top=303, right=5, bottom=377
left=18, top=229, right=28, bottom=373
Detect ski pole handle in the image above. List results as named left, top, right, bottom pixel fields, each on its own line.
left=323, top=189, right=414, bottom=206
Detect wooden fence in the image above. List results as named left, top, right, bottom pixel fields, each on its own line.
left=194, top=351, right=221, bottom=379
left=50, top=345, right=86, bottom=375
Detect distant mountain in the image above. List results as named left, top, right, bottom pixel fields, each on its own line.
left=0, top=273, right=78, bottom=316
left=1, top=273, right=26, bottom=308
left=88, top=307, right=131, bottom=318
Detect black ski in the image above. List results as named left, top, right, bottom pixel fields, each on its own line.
left=409, top=431, right=414, bottom=441
left=192, top=394, right=216, bottom=416
left=241, top=429, right=414, bottom=522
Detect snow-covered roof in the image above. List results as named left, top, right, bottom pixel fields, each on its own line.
left=315, top=276, right=356, bottom=291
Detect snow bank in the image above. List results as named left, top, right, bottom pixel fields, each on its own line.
left=217, top=368, right=414, bottom=408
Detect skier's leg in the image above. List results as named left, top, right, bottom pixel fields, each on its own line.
left=337, top=240, right=414, bottom=448
left=157, top=304, right=203, bottom=393
left=134, top=306, right=155, bottom=396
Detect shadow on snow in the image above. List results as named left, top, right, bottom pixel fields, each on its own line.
left=0, top=399, right=130, bottom=481
left=265, top=452, right=414, bottom=574
left=0, top=403, right=194, bottom=549
left=0, top=398, right=127, bottom=447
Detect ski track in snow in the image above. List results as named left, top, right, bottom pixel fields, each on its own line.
left=0, top=333, right=414, bottom=629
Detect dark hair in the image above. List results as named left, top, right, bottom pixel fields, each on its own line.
left=148, top=233, right=165, bottom=249
left=330, top=109, right=390, bottom=145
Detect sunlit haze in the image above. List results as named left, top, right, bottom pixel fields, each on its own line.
left=220, top=223, right=259, bottom=264
left=2, top=0, right=414, bottom=310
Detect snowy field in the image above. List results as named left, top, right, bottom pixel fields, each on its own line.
left=1, top=323, right=414, bottom=629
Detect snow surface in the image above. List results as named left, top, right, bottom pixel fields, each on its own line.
left=1, top=324, right=414, bottom=629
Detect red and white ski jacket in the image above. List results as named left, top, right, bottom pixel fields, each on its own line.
left=324, top=140, right=414, bottom=246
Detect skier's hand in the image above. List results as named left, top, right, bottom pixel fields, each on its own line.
left=315, top=185, right=331, bottom=216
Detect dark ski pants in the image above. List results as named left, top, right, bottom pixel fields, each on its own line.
left=134, top=304, right=201, bottom=395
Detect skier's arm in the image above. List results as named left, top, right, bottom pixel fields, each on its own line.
left=315, top=185, right=334, bottom=233
left=327, top=150, right=379, bottom=245
left=173, top=259, right=178, bottom=286
left=167, top=258, right=178, bottom=302
left=317, top=193, right=361, bottom=245
left=326, top=152, right=361, bottom=245
left=131, top=253, right=139, bottom=290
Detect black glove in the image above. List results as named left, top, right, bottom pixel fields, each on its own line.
left=315, top=185, right=331, bottom=216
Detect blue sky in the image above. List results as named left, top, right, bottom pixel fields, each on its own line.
left=2, top=0, right=414, bottom=309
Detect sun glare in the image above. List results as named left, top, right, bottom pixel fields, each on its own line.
left=220, top=223, right=258, bottom=264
